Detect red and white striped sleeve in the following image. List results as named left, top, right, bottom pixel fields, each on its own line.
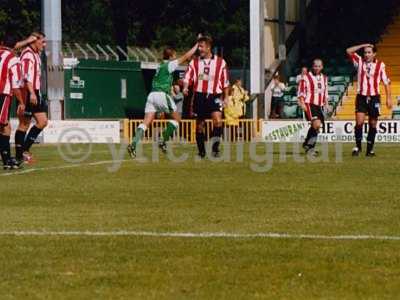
left=380, top=62, right=390, bottom=85
left=324, top=75, right=329, bottom=105
left=9, top=57, right=22, bottom=89
left=184, top=59, right=196, bottom=87
left=297, top=77, right=307, bottom=98
left=21, top=51, right=35, bottom=84
left=219, top=60, right=229, bottom=90
left=348, top=52, right=361, bottom=67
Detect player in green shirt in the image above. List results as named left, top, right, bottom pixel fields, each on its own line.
left=127, top=40, right=199, bottom=158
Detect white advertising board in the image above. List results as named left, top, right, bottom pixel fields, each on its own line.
left=262, top=120, right=400, bottom=143
left=9, top=120, right=120, bottom=144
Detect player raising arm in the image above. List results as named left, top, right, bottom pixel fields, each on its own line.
left=15, top=32, right=48, bottom=165
left=14, top=35, right=38, bottom=51
left=346, top=43, right=392, bottom=157
left=127, top=39, right=199, bottom=158
left=183, top=36, right=230, bottom=158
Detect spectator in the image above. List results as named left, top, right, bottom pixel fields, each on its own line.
left=269, top=74, right=286, bottom=118
left=231, top=79, right=250, bottom=116
left=296, top=67, right=308, bottom=83
left=224, top=87, right=243, bottom=141
left=224, top=87, right=243, bottom=126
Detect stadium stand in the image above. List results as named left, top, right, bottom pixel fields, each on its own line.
left=336, top=15, right=400, bottom=120
left=281, top=0, right=400, bottom=119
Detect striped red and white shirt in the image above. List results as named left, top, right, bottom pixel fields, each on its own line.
left=184, top=55, right=229, bottom=95
left=349, top=53, right=390, bottom=96
left=20, top=46, right=42, bottom=91
left=298, top=72, right=328, bottom=106
left=0, top=47, right=22, bottom=96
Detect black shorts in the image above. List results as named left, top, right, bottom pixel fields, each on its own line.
left=355, top=94, right=380, bottom=118
left=0, top=94, right=11, bottom=126
left=304, top=103, right=324, bottom=123
left=194, top=92, right=223, bottom=119
left=271, top=96, right=284, bottom=109
left=24, top=89, right=48, bottom=117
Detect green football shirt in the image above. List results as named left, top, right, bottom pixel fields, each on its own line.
left=151, top=59, right=179, bottom=94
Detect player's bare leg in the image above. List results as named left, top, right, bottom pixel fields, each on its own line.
left=159, top=111, right=181, bottom=153
left=196, top=119, right=206, bottom=158
left=366, top=117, right=378, bottom=156
left=128, top=112, right=156, bottom=158
left=353, top=112, right=365, bottom=156
left=211, top=111, right=223, bottom=157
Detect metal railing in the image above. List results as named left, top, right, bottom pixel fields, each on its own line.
left=63, top=42, right=161, bottom=62
left=123, top=119, right=261, bottom=144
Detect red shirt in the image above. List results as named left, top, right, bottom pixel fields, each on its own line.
left=0, top=47, right=22, bottom=95
left=184, top=55, right=229, bottom=95
left=349, top=53, right=390, bottom=96
left=20, top=47, right=42, bottom=91
left=298, top=72, right=328, bottom=106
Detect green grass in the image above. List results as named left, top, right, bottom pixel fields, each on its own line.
left=1, top=143, right=400, bottom=299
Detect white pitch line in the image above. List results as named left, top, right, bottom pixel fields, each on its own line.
left=0, top=231, right=399, bottom=241
left=0, top=159, right=130, bottom=177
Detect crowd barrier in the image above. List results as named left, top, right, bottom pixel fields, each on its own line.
left=123, top=119, right=261, bottom=144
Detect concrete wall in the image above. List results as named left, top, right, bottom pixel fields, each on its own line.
left=264, top=0, right=309, bottom=68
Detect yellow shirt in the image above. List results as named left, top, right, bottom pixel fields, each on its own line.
left=224, top=96, right=243, bottom=126
left=231, top=84, right=250, bottom=115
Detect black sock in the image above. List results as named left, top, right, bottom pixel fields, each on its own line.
left=367, top=127, right=377, bottom=153
left=304, top=127, right=313, bottom=146
left=304, top=127, right=318, bottom=148
left=15, top=130, right=26, bottom=160
left=211, top=126, right=223, bottom=153
left=196, top=132, right=206, bottom=155
left=310, top=128, right=319, bottom=148
left=23, top=126, right=42, bottom=152
left=0, top=134, right=11, bottom=165
left=355, top=125, right=363, bottom=150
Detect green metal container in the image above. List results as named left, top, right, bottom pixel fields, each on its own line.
left=64, top=59, right=147, bottom=119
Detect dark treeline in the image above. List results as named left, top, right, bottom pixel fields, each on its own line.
left=0, top=0, right=249, bottom=66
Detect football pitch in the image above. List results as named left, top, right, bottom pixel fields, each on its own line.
left=1, top=143, right=400, bottom=299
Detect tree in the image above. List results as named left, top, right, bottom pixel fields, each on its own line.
left=1, top=0, right=250, bottom=66
left=109, top=0, right=128, bottom=60
left=62, top=0, right=113, bottom=44
left=0, top=0, right=40, bottom=39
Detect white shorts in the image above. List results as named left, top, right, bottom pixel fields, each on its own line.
left=145, top=92, right=177, bottom=114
